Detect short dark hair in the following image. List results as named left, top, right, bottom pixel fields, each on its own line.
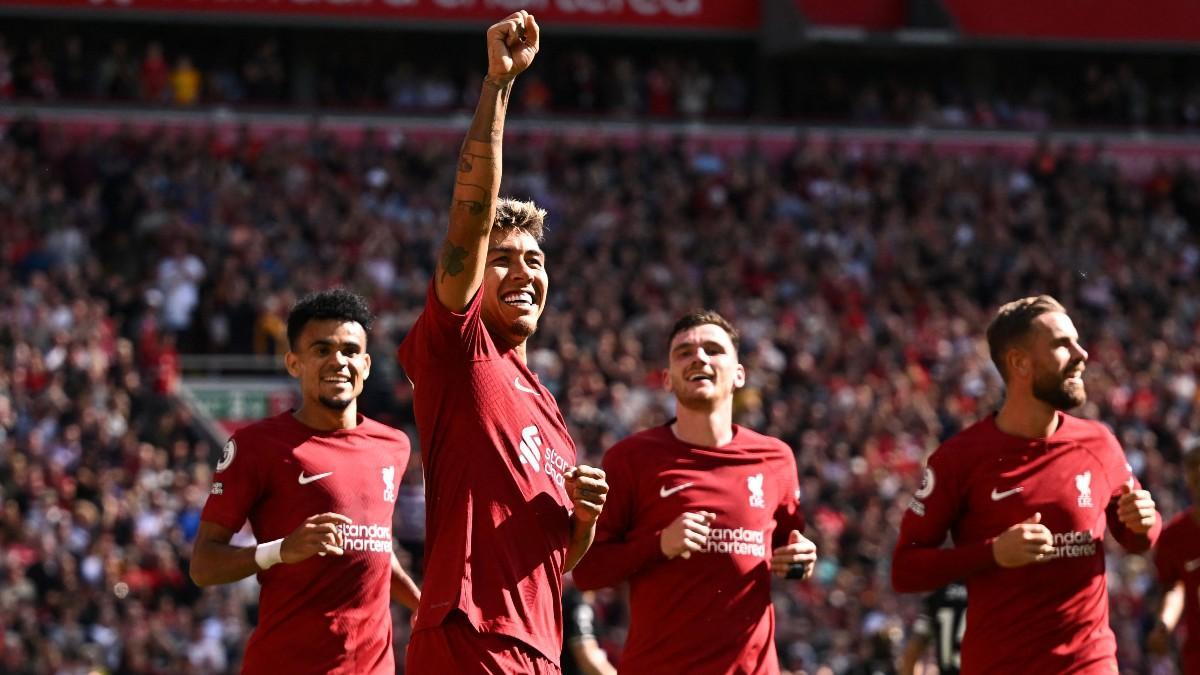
left=668, top=310, right=740, bottom=352
left=494, top=198, right=547, bottom=242
left=287, top=289, right=374, bottom=349
left=986, top=295, right=1067, bottom=381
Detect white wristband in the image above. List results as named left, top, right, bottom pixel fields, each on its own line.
left=254, top=539, right=284, bottom=570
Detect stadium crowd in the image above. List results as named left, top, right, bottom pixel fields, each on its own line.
left=4, top=29, right=1200, bottom=130
left=1, top=109, right=1199, bottom=673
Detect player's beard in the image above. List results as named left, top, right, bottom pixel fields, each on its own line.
left=318, top=395, right=353, bottom=411
left=1032, top=360, right=1086, bottom=411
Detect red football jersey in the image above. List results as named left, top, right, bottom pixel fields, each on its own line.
left=397, top=283, right=576, bottom=663
left=200, top=412, right=411, bottom=675
left=893, top=412, right=1161, bottom=675
left=571, top=424, right=804, bottom=675
left=1154, top=510, right=1200, bottom=674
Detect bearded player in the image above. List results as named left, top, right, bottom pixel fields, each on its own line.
left=1150, top=446, right=1200, bottom=673
left=396, top=11, right=608, bottom=674
left=572, top=310, right=816, bottom=674
left=892, top=295, right=1160, bottom=674
left=191, top=289, right=420, bottom=674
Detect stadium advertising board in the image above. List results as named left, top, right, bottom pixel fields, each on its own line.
left=4, top=0, right=760, bottom=31
left=943, top=0, right=1200, bottom=43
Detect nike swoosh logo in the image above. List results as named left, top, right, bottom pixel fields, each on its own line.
left=990, top=486, right=1024, bottom=501
left=1186, top=558, right=1200, bottom=573
left=660, top=482, right=694, bottom=498
left=298, top=471, right=333, bottom=485
left=514, top=377, right=540, bottom=396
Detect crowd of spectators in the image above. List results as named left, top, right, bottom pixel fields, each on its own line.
left=2, top=108, right=1200, bottom=674
left=4, top=29, right=1200, bottom=131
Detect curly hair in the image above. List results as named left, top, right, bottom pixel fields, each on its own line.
left=286, top=288, right=374, bottom=349
left=494, top=198, right=547, bottom=242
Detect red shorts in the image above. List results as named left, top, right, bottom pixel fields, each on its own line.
left=405, top=611, right=560, bottom=675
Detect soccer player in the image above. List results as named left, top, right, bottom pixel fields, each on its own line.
left=899, top=582, right=967, bottom=675
left=396, top=11, right=608, bottom=674
left=892, top=295, right=1161, bottom=674
left=1150, top=446, right=1200, bottom=673
left=190, top=289, right=420, bottom=674
left=561, top=584, right=617, bottom=675
left=571, top=310, right=816, bottom=674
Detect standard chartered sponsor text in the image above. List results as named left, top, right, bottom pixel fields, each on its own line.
left=1046, top=530, right=1096, bottom=559
left=337, top=522, right=393, bottom=553
left=702, top=527, right=766, bottom=557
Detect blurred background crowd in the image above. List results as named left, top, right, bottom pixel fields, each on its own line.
left=4, top=3, right=1200, bottom=674
left=2, top=109, right=1199, bottom=673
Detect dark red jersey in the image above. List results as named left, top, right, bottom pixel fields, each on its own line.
left=572, top=424, right=804, bottom=675
left=893, top=412, right=1161, bottom=674
left=397, top=283, right=576, bottom=663
left=200, top=412, right=410, bottom=674
left=1155, top=509, right=1200, bottom=674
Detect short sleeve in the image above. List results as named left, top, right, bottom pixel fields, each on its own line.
left=1155, top=528, right=1181, bottom=587
left=898, top=444, right=964, bottom=548
left=396, top=282, right=493, bottom=383
left=771, top=445, right=805, bottom=548
left=200, top=434, right=263, bottom=532
left=1100, top=426, right=1137, bottom=499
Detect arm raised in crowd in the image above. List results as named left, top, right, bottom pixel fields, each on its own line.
left=434, top=10, right=539, bottom=312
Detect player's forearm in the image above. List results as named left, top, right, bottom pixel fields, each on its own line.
left=436, top=78, right=512, bottom=311
left=565, top=515, right=597, bottom=572
left=1158, top=581, right=1184, bottom=631
left=891, top=540, right=996, bottom=593
left=1108, top=506, right=1162, bottom=552
left=190, top=540, right=263, bottom=587
left=390, top=554, right=421, bottom=611
left=571, top=533, right=664, bottom=590
left=897, top=636, right=928, bottom=675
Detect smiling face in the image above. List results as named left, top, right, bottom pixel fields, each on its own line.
left=665, top=323, right=745, bottom=411
left=1021, top=312, right=1089, bottom=411
left=480, top=228, right=548, bottom=347
left=284, top=319, right=371, bottom=412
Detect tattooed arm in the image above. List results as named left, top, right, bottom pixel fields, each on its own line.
left=435, top=10, right=540, bottom=312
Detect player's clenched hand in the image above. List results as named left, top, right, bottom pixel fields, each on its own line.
left=281, top=512, right=352, bottom=563
left=565, top=465, right=608, bottom=525
left=771, top=530, right=817, bottom=579
left=1117, top=483, right=1157, bottom=533
left=486, top=11, right=540, bottom=84
left=992, top=512, right=1055, bottom=568
left=661, top=511, right=715, bottom=560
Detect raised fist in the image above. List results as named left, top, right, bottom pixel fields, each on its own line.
left=486, top=10, right=540, bottom=84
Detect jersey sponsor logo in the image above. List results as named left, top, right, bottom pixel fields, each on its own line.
left=660, top=482, right=693, bottom=498
left=217, top=439, right=236, bottom=472
left=702, top=527, right=766, bottom=557
left=747, top=473, right=765, bottom=508
left=335, top=521, right=393, bottom=554
left=908, top=499, right=926, bottom=516
left=513, top=377, right=540, bottom=396
left=518, top=426, right=543, bottom=472
left=990, top=486, right=1024, bottom=501
left=298, top=471, right=333, bottom=485
left=210, top=482, right=223, bottom=495
left=1075, top=471, right=1093, bottom=508
left=1046, top=529, right=1097, bottom=559
left=914, top=467, right=935, bottom=500
left=1186, top=558, right=1200, bottom=573
left=517, top=425, right=568, bottom=486
left=382, top=466, right=396, bottom=503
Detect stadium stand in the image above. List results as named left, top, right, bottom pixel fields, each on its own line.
left=3, top=1, right=1200, bottom=671
left=2, top=109, right=1198, bottom=671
